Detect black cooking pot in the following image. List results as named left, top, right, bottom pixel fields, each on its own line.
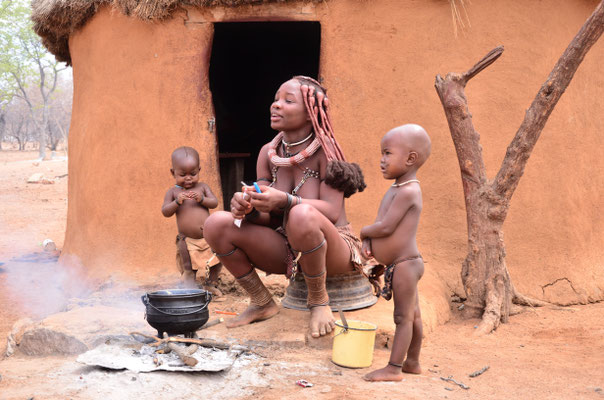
left=141, top=288, right=211, bottom=337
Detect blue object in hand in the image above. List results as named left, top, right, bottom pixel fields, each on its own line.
left=253, top=182, right=262, bottom=193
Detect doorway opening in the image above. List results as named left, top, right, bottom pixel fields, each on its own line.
left=209, top=21, right=321, bottom=209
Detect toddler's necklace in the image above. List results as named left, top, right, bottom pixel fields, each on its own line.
left=282, top=132, right=313, bottom=155
left=391, top=179, right=420, bottom=187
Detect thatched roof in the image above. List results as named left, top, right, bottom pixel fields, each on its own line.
left=31, top=0, right=323, bottom=65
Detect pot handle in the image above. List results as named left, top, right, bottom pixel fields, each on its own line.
left=141, top=294, right=212, bottom=316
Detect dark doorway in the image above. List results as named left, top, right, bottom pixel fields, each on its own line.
left=209, top=21, right=321, bottom=209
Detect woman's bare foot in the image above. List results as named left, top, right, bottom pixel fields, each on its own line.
left=309, top=305, right=335, bottom=337
left=226, top=300, right=280, bottom=328
left=402, top=359, right=421, bottom=374
left=363, top=365, right=404, bottom=382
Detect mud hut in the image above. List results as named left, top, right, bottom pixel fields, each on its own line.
left=32, top=0, right=604, bottom=330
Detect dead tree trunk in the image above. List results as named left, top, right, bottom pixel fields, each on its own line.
left=434, top=1, right=604, bottom=335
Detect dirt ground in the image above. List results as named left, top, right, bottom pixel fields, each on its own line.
left=1, top=150, right=603, bottom=400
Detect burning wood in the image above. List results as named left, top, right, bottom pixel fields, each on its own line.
left=129, top=331, right=236, bottom=351
left=167, top=342, right=198, bottom=367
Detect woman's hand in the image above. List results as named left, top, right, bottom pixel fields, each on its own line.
left=230, top=191, right=252, bottom=219
left=248, top=185, right=287, bottom=213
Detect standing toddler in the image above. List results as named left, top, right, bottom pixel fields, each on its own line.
left=361, top=124, right=431, bottom=382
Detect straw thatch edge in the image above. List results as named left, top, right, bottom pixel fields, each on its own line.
left=31, top=0, right=324, bottom=65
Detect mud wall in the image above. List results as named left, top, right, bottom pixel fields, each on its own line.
left=66, top=7, right=219, bottom=282
left=66, top=0, right=604, bottom=327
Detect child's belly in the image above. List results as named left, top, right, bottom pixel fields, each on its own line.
left=371, top=235, right=419, bottom=266
left=176, top=206, right=209, bottom=239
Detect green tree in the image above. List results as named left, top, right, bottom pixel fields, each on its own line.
left=0, top=0, right=66, bottom=158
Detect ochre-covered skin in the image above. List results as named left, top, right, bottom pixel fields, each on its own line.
left=66, top=1, right=604, bottom=330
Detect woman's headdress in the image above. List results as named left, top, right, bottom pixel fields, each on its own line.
left=293, top=76, right=366, bottom=198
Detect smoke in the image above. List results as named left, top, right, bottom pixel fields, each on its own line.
left=2, top=257, right=92, bottom=319
left=0, top=153, right=170, bottom=325
left=1, top=254, right=176, bottom=321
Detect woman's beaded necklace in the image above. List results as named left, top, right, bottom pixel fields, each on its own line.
left=267, top=132, right=321, bottom=167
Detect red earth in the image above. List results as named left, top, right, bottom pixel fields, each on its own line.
left=1, top=151, right=602, bottom=399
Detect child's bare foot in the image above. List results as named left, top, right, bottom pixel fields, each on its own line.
left=363, top=365, right=404, bottom=382
left=181, top=270, right=197, bottom=289
left=402, top=359, right=421, bottom=374
left=208, top=263, right=223, bottom=282
left=226, top=300, right=279, bottom=328
left=309, top=305, right=335, bottom=338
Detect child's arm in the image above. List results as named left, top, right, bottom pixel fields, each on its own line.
left=360, top=189, right=417, bottom=240
left=199, top=183, right=219, bottom=209
left=161, top=188, right=182, bottom=217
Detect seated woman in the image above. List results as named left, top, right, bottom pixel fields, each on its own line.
left=203, top=76, right=366, bottom=338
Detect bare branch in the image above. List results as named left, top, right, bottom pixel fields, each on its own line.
left=10, top=71, right=33, bottom=109
left=463, top=46, right=504, bottom=83
left=493, top=1, right=604, bottom=200
left=36, top=56, right=47, bottom=102
left=434, top=47, right=505, bottom=190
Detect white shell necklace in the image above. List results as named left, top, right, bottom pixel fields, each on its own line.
left=391, top=179, right=420, bottom=187
left=282, top=132, right=314, bottom=148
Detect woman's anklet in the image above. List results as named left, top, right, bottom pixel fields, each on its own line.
left=388, top=361, right=403, bottom=368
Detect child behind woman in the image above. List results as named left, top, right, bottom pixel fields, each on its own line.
left=360, top=124, right=431, bottom=382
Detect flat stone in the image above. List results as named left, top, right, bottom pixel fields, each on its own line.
left=5, top=318, right=34, bottom=357
left=19, top=328, right=88, bottom=356
left=8, top=306, right=151, bottom=357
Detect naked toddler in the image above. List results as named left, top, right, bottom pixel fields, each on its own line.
left=161, top=146, right=222, bottom=290
left=360, top=124, right=431, bottom=382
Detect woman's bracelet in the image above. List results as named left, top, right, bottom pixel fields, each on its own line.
left=278, top=193, right=303, bottom=212
left=278, top=192, right=291, bottom=211
left=286, top=194, right=302, bottom=211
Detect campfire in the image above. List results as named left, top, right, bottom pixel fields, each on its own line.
left=77, top=332, right=253, bottom=373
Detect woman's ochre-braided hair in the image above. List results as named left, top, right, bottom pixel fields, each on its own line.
left=293, top=76, right=366, bottom=198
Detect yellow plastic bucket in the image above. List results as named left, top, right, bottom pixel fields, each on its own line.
left=331, top=319, right=377, bottom=368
